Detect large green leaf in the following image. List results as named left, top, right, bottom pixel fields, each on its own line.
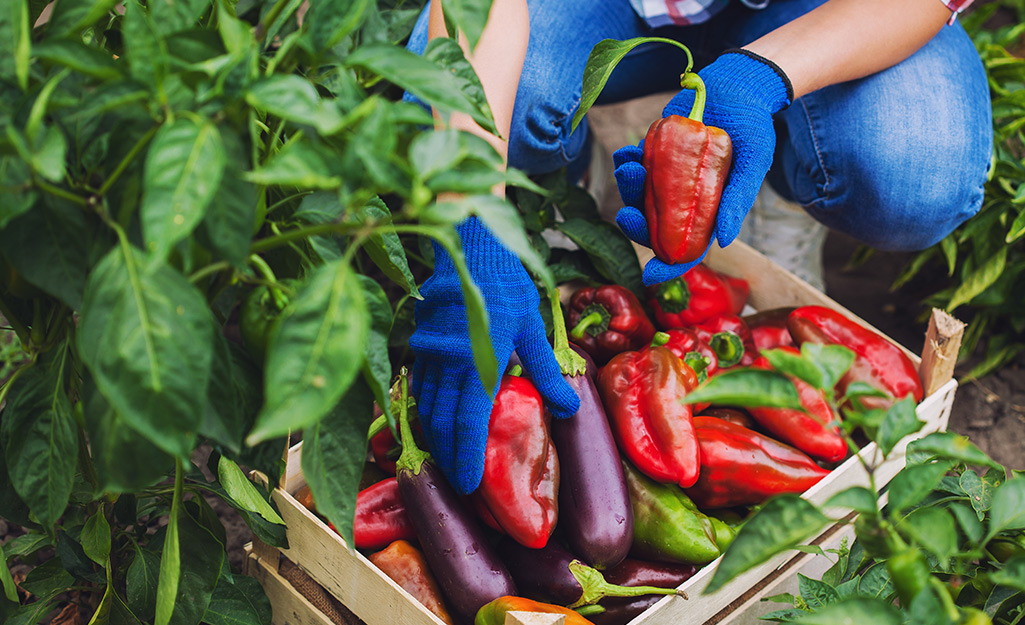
left=556, top=218, right=644, bottom=296
left=0, top=355, right=76, bottom=529
left=438, top=0, right=493, bottom=50
left=142, top=118, right=226, bottom=261
left=248, top=259, right=369, bottom=444
left=203, top=575, right=272, bottom=625
left=151, top=510, right=224, bottom=625
left=77, top=245, right=215, bottom=459
left=301, top=378, right=376, bottom=549
left=906, top=432, right=1002, bottom=470
left=217, top=456, right=285, bottom=526
left=947, top=246, right=1007, bottom=312
left=81, top=511, right=112, bottom=566
left=346, top=43, right=496, bottom=135
left=0, top=158, right=35, bottom=229
left=244, top=139, right=343, bottom=189
left=789, top=598, right=901, bottom=625
left=201, top=337, right=261, bottom=455
left=898, top=507, right=958, bottom=561
left=683, top=369, right=804, bottom=410
left=245, top=76, right=346, bottom=135
left=0, top=196, right=93, bottom=310
left=45, top=0, right=121, bottom=37
left=886, top=461, right=955, bottom=514
left=33, top=38, right=122, bottom=80
left=358, top=275, right=394, bottom=422
left=0, top=539, right=17, bottom=601
left=355, top=198, right=419, bottom=298
left=302, top=0, right=370, bottom=53
left=0, top=1, right=30, bottom=90
left=199, top=131, right=257, bottom=266
left=422, top=37, right=493, bottom=129
left=875, top=396, right=923, bottom=457
left=988, top=477, right=1025, bottom=540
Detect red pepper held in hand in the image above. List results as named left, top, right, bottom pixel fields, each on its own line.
left=370, top=540, right=456, bottom=625
left=648, top=264, right=749, bottom=329
left=787, top=306, right=924, bottom=410
left=749, top=347, right=848, bottom=464
left=569, top=285, right=656, bottom=365
left=685, top=417, right=829, bottom=509
left=597, top=346, right=701, bottom=488
left=353, top=477, right=417, bottom=550
left=643, top=74, right=733, bottom=264
left=472, top=375, right=560, bottom=549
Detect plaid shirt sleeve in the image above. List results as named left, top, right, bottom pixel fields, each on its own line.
left=942, top=0, right=974, bottom=24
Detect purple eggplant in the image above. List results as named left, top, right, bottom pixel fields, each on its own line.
left=497, top=540, right=684, bottom=609
left=587, top=559, right=698, bottom=625
left=551, top=344, right=634, bottom=569
left=394, top=375, right=516, bottom=623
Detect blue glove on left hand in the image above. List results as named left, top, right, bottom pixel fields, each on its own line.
left=615, top=49, right=794, bottom=286
left=410, top=217, right=580, bottom=495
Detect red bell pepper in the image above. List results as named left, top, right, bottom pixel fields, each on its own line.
left=369, top=540, right=456, bottom=625
left=748, top=347, right=848, bottom=464
left=655, top=329, right=718, bottom=381
left=472, top=375, right=559, bottom=549
left=353, top=477, right=417, bottom=550
left=642, top=74, right=733, bottom=264
left=685, top=417, right=830, bottom=509
left=697, top=406, right=757, bottom=430
left=597, top=346, right=701, bottom=488
left=647, top=264, right=749, bottom=330
left=744, top=307, right=797, bottom=353
left=787, top=306, right=924, bottom=410
left=694, top=314, right=757, bottom=368
left=568, top=285, right=656, bottom=365
left=371, top=427, right=398, bottom=475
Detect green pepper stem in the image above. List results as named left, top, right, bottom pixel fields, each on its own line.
left=248, top=254, right=289, bottom=310
left=395, top=369, right=430, bottom=475
left=549, top=288, right=588, bottom=377
left=570, top=311, right=602, bottom=339
left=709, top=331, right=744, bottom=368
left=655, top=277, right=691, bottom=315
left=508, top=364, right=523, bottom=377
left=568, top=561, right=687, bottom=608
left=680, top=73, right=707, bottom=123
left=651, top=332, right=670, bottom=348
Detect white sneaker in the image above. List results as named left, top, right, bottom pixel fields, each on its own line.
left=739, top=181, right=827, bottom=291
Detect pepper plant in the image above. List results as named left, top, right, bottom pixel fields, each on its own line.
left=0, top=0, right=588, bottom=622
left=685, top=345, right=1025, bottom=625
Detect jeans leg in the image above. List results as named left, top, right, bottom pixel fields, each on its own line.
left=718, top=0, right=992, bottom=251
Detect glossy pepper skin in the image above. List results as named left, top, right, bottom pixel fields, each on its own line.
left=642, top=74, right=733, bottom=265
left=475, top=597, right=595, bottom=625
left=370, top=427, right=398, bottom=475
left=748, top=347, right=848, bottom=464
left=568, top=285, right=656, bottom=365
left=472, top=375, right=559, bottom=549
left=658, top=329, right=718, bottom=380
left=369, top=540, right=456, bottom=625
left=597, top=346, right=701, bottom=488
left=787, top=306, right=924, bottom=411
left=353, top=477, right=417, bottom=550
left=647, top=264, right=749, bottom=330
left=622, top=461, right=725, bottom=565
left=685, top=417, right=829, bottom=509
left=744, top=307, right=797, bottom=353
left=694, top=314, right=757, bottom=368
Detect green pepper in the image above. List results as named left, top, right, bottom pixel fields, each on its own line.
left=887, top=549, right=931, bottom=607
left=239, top=279, right=293, bottom=364
left=622, top=460, right=724, bottom=565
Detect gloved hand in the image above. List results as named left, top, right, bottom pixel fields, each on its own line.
left=410, top=217, right=581, bottom=495
left=615, top=49, right=793, bottom=286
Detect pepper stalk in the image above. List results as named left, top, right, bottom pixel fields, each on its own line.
left=549, top=287, right=588, bottom=377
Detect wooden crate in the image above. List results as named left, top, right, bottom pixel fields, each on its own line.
left=246, top=239, right=963, bottom=625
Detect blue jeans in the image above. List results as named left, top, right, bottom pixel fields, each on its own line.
left=406, top=0, right=992, bottom=251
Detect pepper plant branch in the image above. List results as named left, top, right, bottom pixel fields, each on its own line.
left=187, top=261, right=232, bottom=284
left=249, top=221, right=362, bottom=253
left=35, top=178, right=88, bottom=207
left=98, top=125, right=158, bottom=196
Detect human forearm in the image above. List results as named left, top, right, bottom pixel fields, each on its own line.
left=744, top=0, right=950, bottom=99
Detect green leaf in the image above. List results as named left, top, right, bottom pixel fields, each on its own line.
left=1007, top=208, right=1025, bottom=243
left=960, top=469, right=995, bottom=520
left=800, top=343, right=856, bottom=395
left=355, top=198, right=419, bottom=298
left=898, top=507, right=958, bottom=560
left=473, top=195, right=553, bottom=289
left=33, top=38, right=122, bottom=79
left=409, top=128, right=465, bottom=180
left=46, top=0, right=121, bottom=37
left=0, top=1, right=30, bottom=90
left=875, top=396, right=924, bottom=457
left=990, top=556, right=1025, bottom=593
left=760, top=347, right=825, bottom=390
left=78, top=246, right=215, bottom=459
left=0, top=542, right=16, bottom=602
left=217, top=456, right=285, bottom=526
left=248, top=259, right=369, bottom=444
left=203, top=575, right=272, bottom=625
left=154, top=510, right=224, bottom=625
left=0, top=196, right=93, bottom=310
left=346, top=43, right=497, bottom=135
left=127, top=546, right=161, bottom=619
left=301, top=378, right=376, bottom=549
left=422, top=35, right=494, bottom=131
left=303, top=0, right=370, bottom=53
left=988, top=477, right=1025, bottom=540
left=789, top=597, right=901, bottom=625
left=201, top=337, right=259, bottom=454
left=0, top=355, right=77, bottom=529
left=886, top=461, right=955, bottom=514
left=20, top=557, right=75, bottom=598
left=947, top=246, right=1006, bottom=312
left=683, top=369, right=804, bottom=410
left=3, top=533, right=52, bottom=560
left=245, top=139, right=342, bottom=189
left=798, top=574, right=840, bottom=609
left=81, top=511, right=112, bottom=566
left=572, top=36, right=692, bottom=132
left=439, top=0, right=492, bottom=50
left=857, top=561, right=893, bottom=599
left=907, top=432, right=1002, bottom=470
left=245, top=76, right=346, bottom=135
left=156, top=504, right=182, bottom=625
left=948, top=502, right=985, bottom=544
left=825, top=487, right=879, bottom=514
left=555, top=218, right=644, bottom=296
left=199, top=132, right=257, bottom=267
left=705, top=494, right=830, bottom=594
left=142, top=118, right=226, bottom=261
left=358, top=276, right=393, bottom=422
left=0, top=157, right=35, bottom=229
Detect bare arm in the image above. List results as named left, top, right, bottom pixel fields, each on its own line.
left=745, top=0, right=951, bottom=99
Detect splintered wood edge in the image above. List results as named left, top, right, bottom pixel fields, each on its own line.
left=505, top=612, right=566, bottom=625
left=920, top=308, right=966, bottom=396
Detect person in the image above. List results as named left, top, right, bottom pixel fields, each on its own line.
left=406, top=0, right=992, bottom=493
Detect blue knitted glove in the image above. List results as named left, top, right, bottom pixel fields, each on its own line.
left=410, top=217, right=581, bottom=495
left=615, top=49, right=793, bottom=286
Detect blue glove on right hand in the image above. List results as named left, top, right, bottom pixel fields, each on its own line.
left=615, top=49, right=794, bottom=286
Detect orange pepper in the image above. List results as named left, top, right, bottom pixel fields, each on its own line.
left=369, top=540, right=455, bottom=625
left=475, top=596, right=594, bottom=625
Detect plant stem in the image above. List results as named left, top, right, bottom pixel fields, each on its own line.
left=99, top=125, right=158, bottom=196
left=255, top=0, right=292, bottom=42
left=681, top=73, right=707, bottom=123
left=188, top=261, right=232, bottom=284
left=548, top=287, right=587, bottom=376
left=570, top=312, right=603, bottom=339
left=395, top=369, right=430, bottom=475
left=35, top=178, right=88, bottom=207
left=248, top=254, right=289, bottom=309
left=250, top=222, right=363, bottom=253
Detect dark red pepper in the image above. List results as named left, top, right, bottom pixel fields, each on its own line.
left=694, top=314, right=757, bottom=368
left=749, top=347, right=848, bottom=464
left=685, top=417, right=830, bottom=509
left=643, top=74, right=733, bottom=264
left=353, top=477, right=417, bottom=550
left=597, top=346, right=701, bottom=488
left=787, top=306, right=924, bottom=411
left=472, top=375, right=560, bottom=549
left=744, top=307, right=797, bottom=353
left=370, top=427, right=399, bottom=475
left=647, top=264, right=749, bottom=330
left=655, top=329, right=718, bottom=381
left=568, top=285, right=656, bottom=365
left=697, top=406, right=757, bottom=430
